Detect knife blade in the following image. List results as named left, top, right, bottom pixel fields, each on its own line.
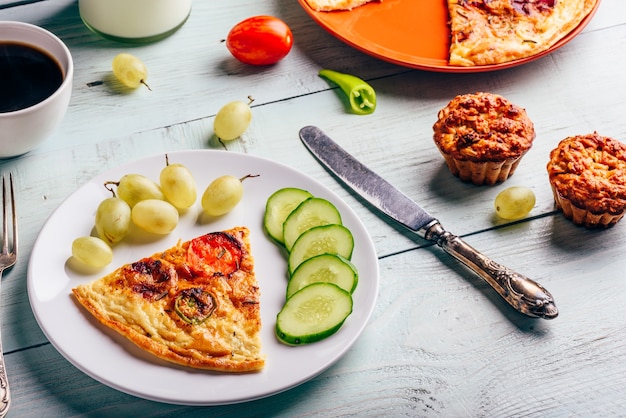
left=299, top=125, right=558, bottom=320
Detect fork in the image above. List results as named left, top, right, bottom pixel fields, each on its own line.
left=0, top=173, right=17, bottom=417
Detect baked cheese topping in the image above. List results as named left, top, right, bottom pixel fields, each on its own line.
left=548, top=133, right=626, bottom=215
left=448, top=0, right=597, bottom=66
left=433, top=92, right=535, bottom=162
left=72, top=227, right=265, bottom=372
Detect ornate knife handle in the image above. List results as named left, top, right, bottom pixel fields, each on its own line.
left=422, top=222, right=558, bottom=319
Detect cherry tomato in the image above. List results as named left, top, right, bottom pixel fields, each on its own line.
left=226, top=15, right=293, bottom=66
left=187, top=232, right=243, bottom=277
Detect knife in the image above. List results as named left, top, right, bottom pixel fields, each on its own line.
left=299, top=125, right=558, bottom=320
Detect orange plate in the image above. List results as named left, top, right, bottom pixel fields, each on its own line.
left=298, top=0, right=601, bottom=73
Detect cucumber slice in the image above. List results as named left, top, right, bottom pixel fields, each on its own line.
left=264, top=188, right=313, bottom=244
left=283, top=197, right=342, bottom=251
left=276, top=282, right=353, bottom=345
left=287, top=253, right=358, bottom=299
left=288, top=224, right=354, bottom=274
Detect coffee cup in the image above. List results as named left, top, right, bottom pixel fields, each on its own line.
left=0, top=21, right=73, bottom=158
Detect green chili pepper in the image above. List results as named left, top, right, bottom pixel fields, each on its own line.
left=319, top=69, right=376, bottom=115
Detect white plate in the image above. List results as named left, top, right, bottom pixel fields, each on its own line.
left=27, top=150, right=380, bottom=406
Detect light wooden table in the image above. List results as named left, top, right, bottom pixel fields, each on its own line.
left=2, top=0, right=626, bottom=416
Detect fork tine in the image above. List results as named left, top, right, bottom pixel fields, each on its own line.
left=1, top=175, right=7, bottom=255
left=9, top=173, right=16, bottom=258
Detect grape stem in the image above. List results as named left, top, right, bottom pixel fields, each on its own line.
left=239, top=174, right=260, bottom=182
left=103, top=181, right=118, bottom=197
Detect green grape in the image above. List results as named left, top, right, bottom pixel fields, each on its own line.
left=95, top=196, right=131, bottom=245
left=108, top=174, right=164, bottom=208
left=213, top=99, right=252, bottom=141
left=112, top=53, right=150, bottom=89
left=494, top=186, right=536, bottom=220
left=201, top=175, right=244, bottom=216
left=131, top=199, right=179, bottom=234
left=160, top=157, right=197, bottom=209
left=72, top=236, right=113, bottom=269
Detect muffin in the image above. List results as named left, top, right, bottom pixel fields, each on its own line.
left=547, top=132, right=626, bottom=228
left=433, top=92, right=535, bottom=185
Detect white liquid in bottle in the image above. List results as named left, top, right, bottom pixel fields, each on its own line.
left=79, top=0, right=192, bottom=43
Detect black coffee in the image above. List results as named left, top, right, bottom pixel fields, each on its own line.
left=0, top=42, right=64, bottom=113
